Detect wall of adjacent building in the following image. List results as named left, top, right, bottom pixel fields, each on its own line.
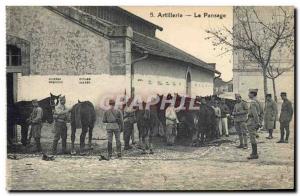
left=232, top=6, right=294, bottom=102
left=133, top=55, right=214, bottom=99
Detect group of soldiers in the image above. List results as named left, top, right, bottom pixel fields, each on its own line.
left=26, top=89, right=293, bottom=160
left=231, top=89, right=293, bottom=159
left=27, top=96, right=70, bottom=155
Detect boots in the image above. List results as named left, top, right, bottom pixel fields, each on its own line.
left=266, top=129, right=273, bottom=139
left=243, top=135, right=248, bottom=149
left=277, top=128, right=285, bottom=143
left=236, top=135, right=244, bottom=148
left=107, top=142, right=112, bottom=160
left=52, top=140, right=58, bottom=155
left=116, top=143, right=122, bottom=158
left=247, top=143, right=259, bottom=159
left=285, top=130, right=290, bottom=143
left=61, top=139, right=67, bottom=154
left=35, top=138, right=42, bottom=153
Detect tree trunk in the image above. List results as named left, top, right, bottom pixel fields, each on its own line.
left=262, top=68, right=268, bottom=98
left=272, top=78, right=278, bottom=102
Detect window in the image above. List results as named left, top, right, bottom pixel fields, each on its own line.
left=6, top=45, right=22, bottom=66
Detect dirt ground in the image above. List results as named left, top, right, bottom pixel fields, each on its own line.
left=6, top=122, right=294, bottom=191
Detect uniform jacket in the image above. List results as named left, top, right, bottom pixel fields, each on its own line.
left=103, top=108, right=123, bottom=130
left=279, top=99, right=293, bottom=123
left=123, top=106, right=136, bottom=124
left=165, top=106, right=179, bottom=126
left=247, top=98, right=261, bottom=126
left=29, top=106, right=43, bottom=124
left=233, top=100, right=248, bottom=123
left=264, top=99, right=278, bottom=129
left=54, top=103, right=69, bottom=123
left=219, top=103, right=230, bottom=118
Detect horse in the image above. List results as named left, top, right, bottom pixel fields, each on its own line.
left=7, top=93, right=60, bottom=146
left=70, top=100, right=96, bottom=155
left=135, top=101, right=157, bottom=154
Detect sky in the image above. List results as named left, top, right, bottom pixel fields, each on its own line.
left=122, top=6, right=233, bottom=81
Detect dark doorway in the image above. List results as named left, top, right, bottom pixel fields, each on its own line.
left=7, top=73, right=17, bottom=142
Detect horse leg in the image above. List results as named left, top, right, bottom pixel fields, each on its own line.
left=21, top=124, right=29, bottom=146
left=88, top=125, right=93, bottom=150
left=70, top=123, right=76, bottom=155
left=79, top=126, right=88, bottom=154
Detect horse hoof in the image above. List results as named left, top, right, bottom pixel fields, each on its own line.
left=70, top=151, right=76, bottom=155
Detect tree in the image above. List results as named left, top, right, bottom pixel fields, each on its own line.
left=266, top=64, right=294, bottom=102
left=206, top=6, right=294, bottom=98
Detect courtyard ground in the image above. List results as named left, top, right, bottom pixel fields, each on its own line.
left=6, top=122, right=295, bottom=191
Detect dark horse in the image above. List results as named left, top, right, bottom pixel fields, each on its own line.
left=7, top=93, right=60, bottom=146
left=70, top=100, right=96, bottom=154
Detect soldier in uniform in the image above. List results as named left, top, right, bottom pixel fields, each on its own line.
left=247, top=89, right=262, bottom=159
left=52, top=96, right=70, bottom=155
left=123, top=98, right=136, bottom=150
left=219, top=99, right=230, bottom=137
left=232, top=94, right=248, bottom=149
left=264, top=94, right=278, bottom=139
left=103, top=99, right=123, bottom=159
left=278, top=92, right=293, bottom=143
left=165, top=104, right=179, bottom=146
left=27, top=99, right=43, bottom=152
left=211, top=100, right=222, bottom=139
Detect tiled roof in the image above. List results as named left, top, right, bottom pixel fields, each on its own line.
left=132, top=32, right=219, bottom=73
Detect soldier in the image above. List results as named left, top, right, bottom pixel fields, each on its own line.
left=165, top=104, right=179, bottom=146
left=123, top=98, right=136, bottom=150
left=278, top=92, right=293, bottom=143
left=219, top=99, right=230, bottom=137
left=27, top=99, right=43, bottom=152
left=232, top=94, right=248, bottom=149
left=211, top=100, right=222, bottom=139
left=52, top=96, right=70, bottom=155
left=264, top=94, right=278, bottom=139
left=103, top=99, right=123, bottom=159
left=247, top=89, right=262, bottom=159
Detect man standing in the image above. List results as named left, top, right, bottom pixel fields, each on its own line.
left=211, top=100, right=222, bottom=139
left=52, top=96, right=70, bottom=155
left=123, top=99, right=136, bottom=150
left=103, top=99, right=123, bottom=159
left=219, top=99, right=230, bottom=137
left=247, top=89, right=261, bottom=159
left=27, top=99, right=43, bottom=152
left=232, top=94, right=248, bottom=149
left=165, top=104, right=179, bottom=146
left=264, top=94, right=278, bottom=139
left=278, top=92, right=293, bottom=143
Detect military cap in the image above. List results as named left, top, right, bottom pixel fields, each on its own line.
left=280, top=92, right=287, bottom=96
left=32, top=99, right=38, bottom=104
left=249, top=89, right=258, bottom=93
left=266, top=94, right=272, bottom=97
left=235, top=93, right=241, bottom=98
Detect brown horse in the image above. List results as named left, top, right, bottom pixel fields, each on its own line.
left=70, top=100, right=96, bottom=155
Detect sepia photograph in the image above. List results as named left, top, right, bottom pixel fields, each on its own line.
left=5, top=4, right=295, bottom=191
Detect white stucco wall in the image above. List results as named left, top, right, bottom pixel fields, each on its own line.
left=133, top=56, right=214, bottom=99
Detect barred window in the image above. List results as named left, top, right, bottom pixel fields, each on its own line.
left=6, top=44, right=21, bottom=66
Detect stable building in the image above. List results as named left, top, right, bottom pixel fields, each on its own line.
left=6, top=6, right=219, bottom=107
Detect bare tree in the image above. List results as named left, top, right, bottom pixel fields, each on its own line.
left=205, top=6, right=294, bottom=97
left=266, top=64, right=294, bottom=102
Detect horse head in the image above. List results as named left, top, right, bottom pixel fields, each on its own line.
left=50, top=93, right=61, bottom=108
left=41, top=93, right=61, bottom=124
